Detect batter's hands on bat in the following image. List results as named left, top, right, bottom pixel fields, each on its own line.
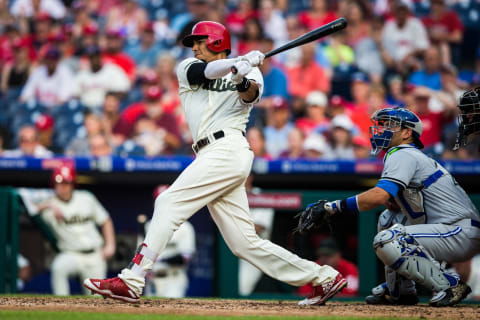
left=294, top=200, right=333, bottom=234
left=239, top=50, right=265, bottom=67
left=231, top=61, right=252, bottom=84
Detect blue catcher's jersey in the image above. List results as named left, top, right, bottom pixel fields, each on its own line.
left=379, top=144, right=480, bottom=225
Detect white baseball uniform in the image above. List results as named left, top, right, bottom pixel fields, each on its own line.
left=118, top=57, right=339, bottom=293
left=41, top=190, right=110, bottom=295
left=145, top=220, right=196, bottom=298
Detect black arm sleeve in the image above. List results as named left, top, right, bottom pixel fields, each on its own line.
left=186, top=62, right=208, bottom=85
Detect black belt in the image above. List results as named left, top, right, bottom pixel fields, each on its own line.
left=77, top=249, right=95, bottom=254
left=192, top=130, right=245, bottom=153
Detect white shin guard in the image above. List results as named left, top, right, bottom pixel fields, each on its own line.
left=373, top=224, right=458, bottom=292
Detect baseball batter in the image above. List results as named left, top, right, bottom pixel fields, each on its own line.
left=84, top=21, right=346, bottom=305
left=296, top=108, right=480, bottom=307
left=38, top=165, right=116, bottom=295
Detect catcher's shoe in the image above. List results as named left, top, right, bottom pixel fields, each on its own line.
left=429, top=281, right=471, bottom=307
left=298, top=274, right=347, bottom=306
left=83, top=277, right=140, bottom=303
left=365, top=283, right=418, bottom=305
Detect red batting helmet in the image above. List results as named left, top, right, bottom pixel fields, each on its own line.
left=52, top=165, right=76, bottom=184
left=182, top=21, right=231, bottom=55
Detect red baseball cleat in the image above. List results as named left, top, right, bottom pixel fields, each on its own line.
left=298, top=274, right=348, bottom=306
left=83, top=277, right=140, bottom=303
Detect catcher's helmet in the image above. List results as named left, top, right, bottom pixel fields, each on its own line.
left=182, top=21, right=231, bottom=55
left=454, top=87, right=480, bottom=150
left=369, top=108, right=423, bottom=155
left=52, top=165, right=76, bottom=184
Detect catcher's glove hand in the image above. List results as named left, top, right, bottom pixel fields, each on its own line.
left=294, top=200, right=332, bottom=235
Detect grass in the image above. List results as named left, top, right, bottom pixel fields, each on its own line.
left=0, top=310, right=425, bottom=320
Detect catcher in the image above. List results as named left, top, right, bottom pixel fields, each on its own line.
left=454, top=87, right=480, bottom=150
left=295, top=108, right=480, bottom=307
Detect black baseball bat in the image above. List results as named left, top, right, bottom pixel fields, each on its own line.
left=232, top=17, right=348, bottom=74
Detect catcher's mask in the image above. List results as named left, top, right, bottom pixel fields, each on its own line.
left=369, top=108, right=423, bottom=155
left=454, top=87, right=480, bottom=150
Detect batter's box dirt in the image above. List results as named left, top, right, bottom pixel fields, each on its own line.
left=0, top=296, right=479, bottom=319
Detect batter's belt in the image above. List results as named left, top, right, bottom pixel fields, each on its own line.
left=192, top=129, right=246, bottom=153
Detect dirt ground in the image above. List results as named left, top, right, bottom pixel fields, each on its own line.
left=0, top=296, right=479, bottom=319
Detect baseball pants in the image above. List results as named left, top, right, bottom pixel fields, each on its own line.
left=122, top=129, right=338, bottom=290
left=406, top=221, right=480, bottom=263
left=51, top=250, right=106, bottom=295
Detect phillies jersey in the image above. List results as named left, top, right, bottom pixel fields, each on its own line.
left=42, top=190, right=109, bottom=252
left=176, top=58, right=264, bottom=142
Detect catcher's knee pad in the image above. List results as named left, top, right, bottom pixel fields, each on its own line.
left=377, top=210, right=407, bottom=232
left=373, top=224, right=458, bottom=292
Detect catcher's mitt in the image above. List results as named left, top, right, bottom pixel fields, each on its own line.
left=454, top=87, right=480, bottom=150
left=294, top=200, right=332, bottom=235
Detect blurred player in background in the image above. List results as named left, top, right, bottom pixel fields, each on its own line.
left=238, top=175, right=275, bottom=296
left=36, top=164, right=116, bottom=295
left=139, top=185, right=196, bottom=298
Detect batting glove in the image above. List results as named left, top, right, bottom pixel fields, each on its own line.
left=239, top=50, right=265, bottom=67
left=231, top=61, right=252, bottom=85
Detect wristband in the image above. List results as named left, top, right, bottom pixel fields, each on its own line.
left=340, top=196, right=360, bottom=214
left=236, top=77, right=251, bottom=92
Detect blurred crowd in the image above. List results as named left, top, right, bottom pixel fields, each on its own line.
left=0, top=0, right=479, bottom=160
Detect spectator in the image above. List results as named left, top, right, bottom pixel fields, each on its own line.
left=381, top=0, right=429, bottom=76
left=36, top=164, right=115, bottom=295
left=252, top=37, right=288, bottom=128
left=408, top=46, right=443, bottom=91
left=2, top=125, right=53, bottom=157
left=70, top=0, right=97, bottom=42
left=278, top=126, right=306, bottom=159
left=295, top=91, right=329, bottom=136
left=451, top=255, right=480, bottom=301
left=0, top=38, right=31, bottom=95
left=103, top=29, right=136, bottom=82
left=66, top=111, right=104, bottom=156
left=354, top=83, right=389, bottom=137
left=421, top=0, right=463, bottom=65
left=297, top=0, right=338, bottom=31
left=385, top=74, right=406, bottom=107
left=323, top=31, right=355, bottom=69
left=264, top=96, right=293, bottom=158
left=10, top=0, right=66, bottom=20
left=226, top=0, right=257, bottom=37
left=409, top=86, right=456, bottom=156
left=34, top=113, right=54, bottom=151
left=352, top=134, right=371, bottom=159
left=246, top=127, right=272, bottom=159
left=298, top=238, right=359, bottom=297
left=106, top=0, right=148, bottom=40
left=327, top=95, right=350, bottom=118
left=20, top=46, right=74, bottom=108
left=0, top=0, right=14, bottom=30
left=156, top=53, right=181, bottom=111
left=287, top=42, right=330, bottom=118
left=125, top=23, right=164, bottom=73
left=258, top=0, right=287, bottom=46
left=89, top=133, right=113, bottom=157
left=287, top=42, right=330, bottom=98
left=344, top=0, right=372, bottom=49
left=303, top=132, right=331, bottom=159
left=74, top=45, right=130, bottom=111
left=121, top=86, right=182, bottom=154
left=236, top=18, right=263, bottom=56
left=101, top=92, right=126, bottom=147
left=328, top=115, right=355, bottom=160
